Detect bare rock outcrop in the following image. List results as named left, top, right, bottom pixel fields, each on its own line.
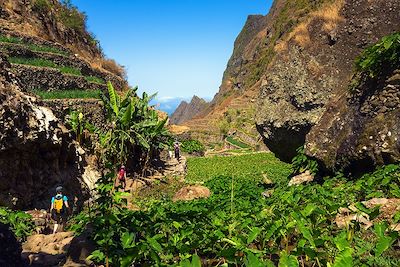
left=306, top=68, right=400, bottom=173
left=0, top=56, right=91, bottom=209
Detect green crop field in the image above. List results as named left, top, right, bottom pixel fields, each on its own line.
left=32, top=89, right=101, bottom=99
left=186, top=152, right=291, bottom=183
left=0, top=35, right=69, bottom=55
left=226, top=136, right=251, bottom=149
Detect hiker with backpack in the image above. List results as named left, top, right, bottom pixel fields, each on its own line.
left=174, top=141, right=181, bottom=162
left=50, top=186, right=69, bottom=234
left=117, top=165, right=127, bottom=190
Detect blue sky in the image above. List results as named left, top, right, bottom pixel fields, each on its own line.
left=72, top=0, right=271, bottom=112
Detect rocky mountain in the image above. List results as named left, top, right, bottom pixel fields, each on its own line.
left=185, top=0, right=400, bottom=172
left=0, top=0, right=128, bottom=209
left=170, top=96, right=209, bottom=125
left=0, top=55, right=92, bottom=209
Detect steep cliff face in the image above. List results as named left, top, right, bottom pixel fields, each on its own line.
left=306, top=65, right=400, bottom=174
left=255, top=0, right=400, bottom=161
left=170, top=96, right=209, bottom=125
left=0, top=56, right=91, bottom=209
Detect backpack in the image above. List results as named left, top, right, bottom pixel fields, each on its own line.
left=54, top=195, right=64, bottom=214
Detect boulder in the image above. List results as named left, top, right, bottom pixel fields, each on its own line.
left=288, top=170, right=314, bottom=186
left=172, top=185, right=211, bottom=202
left=0, top=222, right=23, bottom=267
left=305, top=69, right=400, bottom=173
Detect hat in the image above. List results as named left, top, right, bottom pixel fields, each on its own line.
left=121, top=165, right=125, bottom=169
left=56, top=186, right=63, bottom=193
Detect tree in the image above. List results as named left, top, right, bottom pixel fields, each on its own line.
left=99, top=82, right=170, bottom=175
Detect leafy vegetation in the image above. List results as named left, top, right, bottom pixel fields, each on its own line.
left=186, top=152, right=291, bottom=183
left=180, top=139, right=205, bottom=154
left=80, top=150, right=400, bottom=266
left=291, top=146, right=319, bottom=175
left=0, top=35, right=69, bottom=55
left=32, top=0, right=51, bottom=13
left=58, top=0, right=87, bottom=32
left=31, top=89, right=101, bottom=99
left=226, top=136, right=251, bottom=149
left=85, top=75, right=105, bottom=84
left=355, top=32, right=400, bottom=78
left=9, top=57, right=57, bottom=68
left=0, top=207, right=34, bottom=240
left=98, top=82, right=170, bottom=171
left=9, top=56, right=84, bottom=75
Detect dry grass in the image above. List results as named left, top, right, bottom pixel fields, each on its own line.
left=275, top=0, right=345, bottom=51
left=101, top=58, right=127, bottom=78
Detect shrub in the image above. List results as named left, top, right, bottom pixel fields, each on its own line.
left=58, top=0, right=87, bottom=32
left=291, top=146, right=318, bottom=175
left=101, top=58, right=127, bottom=78
left=181, top=139, right=205, bottom=154
left=0, top=207, right=34, bottom=240
left=355, top=32, right=400, bottom=78
left=32, top=0, right=51, bottom=13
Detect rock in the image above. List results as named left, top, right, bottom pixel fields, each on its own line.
left=0, top=222, right=23, bottom=267
left=65, top=231, right=95, bottom=267
left=261, top=189, right=274, bottom=198
left=335, top=198, right=400, bottom=230
left=0, top=55, right=92, bottom=209
left=288, top=170, right=314, bottom=186
left=262, top=174, right=274, bottom=186
left=26, top=209, right=49, bottom=234
left=172, top=185, right=211, bottom=202
left=305, top=69, right=400, bottom=173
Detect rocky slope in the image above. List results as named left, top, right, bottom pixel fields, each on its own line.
left=170, top=96, right=209, bottom=125
left=0, top=55, right=92, bottom=209
left=185, top=0, right=400, bottom=167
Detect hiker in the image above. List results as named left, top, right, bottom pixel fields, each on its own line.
left=174, top=141, right=181, bottom=162
left=50, top=186, right=69, bottom=234
left=167, top=149, right=173, bottom=160
left=118, top=165, right=127, bottom=189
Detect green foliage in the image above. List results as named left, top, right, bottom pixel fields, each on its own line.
left=66, top=110, right=94, bottom=143
left=85, top=75, right=105, bottom=84
left=99, top=82, right=171, bottom=170
left=291, top=146, right=319, bottom=175
left=9, top=56, right=57, bottom=68
left=226, top=136, right=251, bottom=149
left=32, top=0, right=51, bottom=13
left=31, top=89, right=101, bottom=99
left=59, top=0, right=87, bottom=32
left=0, top=35, right=68, bottom=55
left=79, top=149, right=400, bottom=266
left=186, top=152, right=292, bottom=183
left=59, top=66, right=82, bottom=76
left=355, top=32, right=400, bottom=78
left=181, top=139, right=205, bottom=154
left=9, top=56, right=82, bottom=75
left=0, top=207, right=34, bottom=240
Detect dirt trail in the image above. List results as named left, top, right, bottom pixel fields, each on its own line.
left=124, top=156, right=187, bottom=193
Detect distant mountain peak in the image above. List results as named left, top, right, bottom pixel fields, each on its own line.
left=170, top=96, right=209, bottom=125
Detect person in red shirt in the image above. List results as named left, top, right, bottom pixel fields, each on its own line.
left=117, top=165, right=127, bottom=190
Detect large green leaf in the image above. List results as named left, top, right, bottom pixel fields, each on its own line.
left=278, top=251, right=299, bottom=267
left=247, top=227, right=261, bottom=244
left=107, top=81, right=119, bottom=116
left=332, top=247, right=353, bottom=267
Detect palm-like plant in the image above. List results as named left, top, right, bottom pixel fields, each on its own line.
left=99, top=82, right=170, bottom=175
